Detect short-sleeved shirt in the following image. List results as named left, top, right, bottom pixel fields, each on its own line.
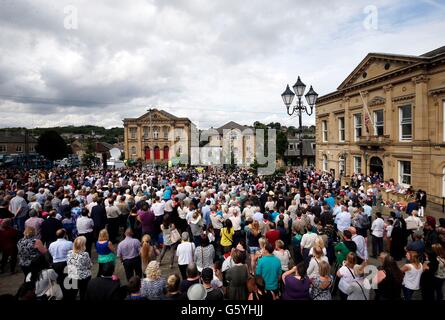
left=117, top=237, right=141, bottom=260
left=256, top=255, right=282, bottom=291
left=138, top=210, right=155, bottom=234
left=176, top=242, right=195, bottom=265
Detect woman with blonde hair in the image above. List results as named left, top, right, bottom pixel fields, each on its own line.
left=246, top=220, right=262, bottom=272
left=66, top=236, right=92, bottom=300
left=307, top=246, right=329, bottom=279
left=17, top=226, right=47, bottom=278
left=140, top=260, right=166, bottom=300
left=161, top=274, right=183, bottom=300
left=140, top=234, right=159, bottom=274
left=95, top=229, right=115, bottom=276
left=310, top=260, right=332, bottom=300
left=336, top=252, right=358, bottom=300
left=309, top=236, right=327, bottom=256
left=401, top=250, right=424, bottom=300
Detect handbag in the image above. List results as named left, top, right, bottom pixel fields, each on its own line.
left=44, top=272, right=63, bottom=300
left=171, top=228, right=181, bottom=244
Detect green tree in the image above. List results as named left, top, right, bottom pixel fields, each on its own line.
left=276, top=130, right=288, bottom=159
left=81, top=138, right=97, bottom=167
left=36, top=130, right=69, bottom=161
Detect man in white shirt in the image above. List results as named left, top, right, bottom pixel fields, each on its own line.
left=349, top=226, right=368, bottom=264
left=76, top=208, right=94, bottom=255
left=335, top=207, right=351, bottom=233
left=151, top=196, right=165, bottom=240
left=86, top=196, right=98, bottom=214
left=300, top=229, right=318, bottom=265
left=242, top=202, right=256, bottom=221
left=48, top=229, right=73, bottom=291
left=371, top=212, right=385, bottom=258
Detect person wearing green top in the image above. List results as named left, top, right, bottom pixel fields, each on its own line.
left=256, top=242, right=282, bottom=292
left=334, top=230, right=357, bottom=267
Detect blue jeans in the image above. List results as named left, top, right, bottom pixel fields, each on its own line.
left=403, top=286, right=415, bottom=301
left=14, top=215, right=26, bottom=234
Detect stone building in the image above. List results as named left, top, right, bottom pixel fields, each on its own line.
left=123, top=109, right=196, bottom=164
left=0, top=131, right=37, bottom=155
left=315, top=46, right=445, bottom=203
left=284, top=137, right=316, bottom=167
left=198, top=121, right=255, bottom=166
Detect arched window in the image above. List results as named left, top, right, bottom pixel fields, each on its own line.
left=154, top=146, right=160, bottom=160
left=163, top=146, right=169, bottom=160
left=145, top=146, right=150, bottom=160
left=153, top=127, right=159, bottom=140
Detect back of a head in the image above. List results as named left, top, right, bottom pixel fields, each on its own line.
left=346, top=252, right=357, bottom=266
left=313, top=246, right=323, bottom=258
left=101, top=262, right=115, bottom=277
left=296, top=262, right=307, bottom=278
left=125, top=228, right=133, bottom=237
left=28, top=209, right=37, bottom=218
left=56, top=229, right=66, bottom=239
left=166, top=274, right=181, bottom=293
left=127, top=276, right=141, bottom=293
left=181, top=232, right=189, bottom=242
left=186, top=262, right=198, bottom=278
left=343, top=229, right=352, bottom=240
left=264, top=242, right=274, bottom=254
left=201, top=267, right=213, bottom=284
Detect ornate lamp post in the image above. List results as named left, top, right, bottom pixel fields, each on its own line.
left=364, top=150, right=369, bottom=177
left=281, top=76, right=318, bottom=196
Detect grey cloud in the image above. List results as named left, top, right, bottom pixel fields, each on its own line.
left=0, top=0, right=443, bottom=129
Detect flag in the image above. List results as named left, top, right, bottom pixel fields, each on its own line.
left=364, top=111, right=370, bottom=133
left=359, top=91, right=373, bottom=134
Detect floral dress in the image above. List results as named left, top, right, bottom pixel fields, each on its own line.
left=310, top=275, right=332, bottom=300
left=67, top=251, right=92, bottom=280
left=17, top=237, right=40, bottom=267
left=140, top=277, right=166, bottom=300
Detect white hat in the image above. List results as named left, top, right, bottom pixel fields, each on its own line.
left=187, top=284, right=207, bottom=300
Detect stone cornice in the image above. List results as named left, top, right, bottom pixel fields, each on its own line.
left=383, top=84, right=393, bottom=92
left=411, top=74, right=429, bottom=84
left=429, top=86, right=445, bottom=96
left=392, top=93, right=415, bottom=103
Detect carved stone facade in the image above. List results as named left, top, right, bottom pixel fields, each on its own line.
left=316, top=46, right=445, bottom=203
left=123, top=109, right=195, bottom=164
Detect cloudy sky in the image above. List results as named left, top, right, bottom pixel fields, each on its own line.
left=0, top=0, right=444, bottom=129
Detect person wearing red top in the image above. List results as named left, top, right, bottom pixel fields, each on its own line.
left=266, top=222, right=281, bottom=247
left=0, top=218, right=19, bottom=274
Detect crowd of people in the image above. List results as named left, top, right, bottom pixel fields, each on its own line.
left=0, top=166, right=444, bottom=301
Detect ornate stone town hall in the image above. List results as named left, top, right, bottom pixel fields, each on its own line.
left=316, top=46, right=445, bottom=204
left=123, top=109, right=195, bottom=165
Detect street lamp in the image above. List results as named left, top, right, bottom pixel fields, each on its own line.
left=364, top=150, right=369, bottom=177
left=281, top=76, right=318, bottom=196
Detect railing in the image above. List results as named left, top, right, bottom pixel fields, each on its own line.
left=357, top=135, right=391, bottom=146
